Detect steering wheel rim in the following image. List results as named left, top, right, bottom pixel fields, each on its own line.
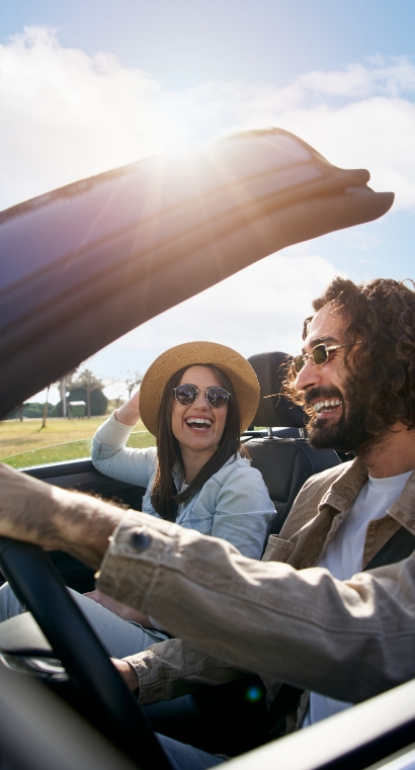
left=0, top=536, right=172, bottom=770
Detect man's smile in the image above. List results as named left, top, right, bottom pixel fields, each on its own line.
left=312, top=398, right=342, bottom=416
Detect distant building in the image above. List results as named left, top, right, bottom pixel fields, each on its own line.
left=68, top=400, right=86, bottom=418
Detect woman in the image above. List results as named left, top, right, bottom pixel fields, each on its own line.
left=0, top=341, right=275, bottom=657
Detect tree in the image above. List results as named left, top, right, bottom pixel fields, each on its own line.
left=57, top=368, right=80, bottom=418
left=125, top=372, right=143, bottom=399
left=5, top=403, right=53, bottom=420
left=74, top=369, right=105, bottom=418
left=38, top=369, right=80, bottom=427
left=54, top=368, right=107, bottom=417
left=41, top=385, right=50, bottom=429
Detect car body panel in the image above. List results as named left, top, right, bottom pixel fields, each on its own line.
left=226, top=678, right=415, bottom=770
left=0, top=664, right=137, bottom=770
left=0, top=128, right=393, bottom=417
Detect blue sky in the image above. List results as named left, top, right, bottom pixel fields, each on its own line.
left=3, top=0, right=414, bottom=87
left=2, top=1, right=415, bottom=400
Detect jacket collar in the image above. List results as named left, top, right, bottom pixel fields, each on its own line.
left=320, top=456, right=415, bottom=534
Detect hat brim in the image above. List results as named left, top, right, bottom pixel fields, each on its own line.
left=139, top=341, right=259, bottom=436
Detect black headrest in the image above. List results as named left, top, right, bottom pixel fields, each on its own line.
left=248, top=352, right=305, bottom=429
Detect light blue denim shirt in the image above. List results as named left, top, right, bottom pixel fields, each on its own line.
left=91, top=413, right=275, bottom=559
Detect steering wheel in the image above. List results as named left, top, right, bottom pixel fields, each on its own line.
left=0, top=536, right=172, bottom=770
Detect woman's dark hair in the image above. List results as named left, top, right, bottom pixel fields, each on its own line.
left=151, top=364, right=244, bottom=521
left=283, top=276, right=415, bottom=438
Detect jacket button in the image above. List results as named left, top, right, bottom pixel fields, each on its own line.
left=130, top=531, right=152, bottom=551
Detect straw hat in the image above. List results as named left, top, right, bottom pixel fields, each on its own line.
left=139, top=341, right=259, bottom=436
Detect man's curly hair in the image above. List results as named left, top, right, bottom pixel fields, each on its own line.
left=284, top=277, right=415, bottom=438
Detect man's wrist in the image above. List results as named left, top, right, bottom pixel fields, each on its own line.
left=48, top=487, right=123, bottom=569
left=0, top=463, right=123, bottom=572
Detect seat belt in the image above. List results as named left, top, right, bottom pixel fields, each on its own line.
left=267, top=525, right=415, bottom=734
left=364, top=526, right=415, bottom=570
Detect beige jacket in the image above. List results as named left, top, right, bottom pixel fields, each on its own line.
left=97, top=458, right=415, bottom=710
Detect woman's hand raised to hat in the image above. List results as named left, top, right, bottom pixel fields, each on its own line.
left=114, top=389, right=141, bottom=427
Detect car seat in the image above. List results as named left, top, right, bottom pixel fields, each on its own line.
left=244, top=351, right=342, bottom=534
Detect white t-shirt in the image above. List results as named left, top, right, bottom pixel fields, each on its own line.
left=303, top=470, right=412, bottom=727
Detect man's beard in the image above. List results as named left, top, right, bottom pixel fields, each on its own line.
left=306, top=384, right=372, bottom=454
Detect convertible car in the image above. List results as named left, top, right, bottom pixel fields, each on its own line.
left=1, top=127, right=414, bottom=770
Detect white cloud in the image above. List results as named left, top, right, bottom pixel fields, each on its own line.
left=284, top=97, right=415, bottom=209
left=0, top=27, right=166, bottom=206
left=1, top=28, right=415, bottom=214
left=298, top=57, right=415, bottom=99
left=91, top=249, right=340, bottom=381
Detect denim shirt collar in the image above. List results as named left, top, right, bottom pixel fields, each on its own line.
left=172, top=453, right=238, bottom=496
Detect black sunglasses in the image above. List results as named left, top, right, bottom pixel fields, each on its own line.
left=293, top=341, right=362, bottom=373
left=174, top=384, right=231, bottom=408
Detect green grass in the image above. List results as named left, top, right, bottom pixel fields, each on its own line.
left=0, top=416, right=155, bottom=469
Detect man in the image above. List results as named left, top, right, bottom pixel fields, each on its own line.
left=0, top=277, right=414, bottom=770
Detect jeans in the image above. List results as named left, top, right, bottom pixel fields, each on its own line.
left=158, top=734, right=226, bottom=770
left=0, top=582, right=168, bottom=658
